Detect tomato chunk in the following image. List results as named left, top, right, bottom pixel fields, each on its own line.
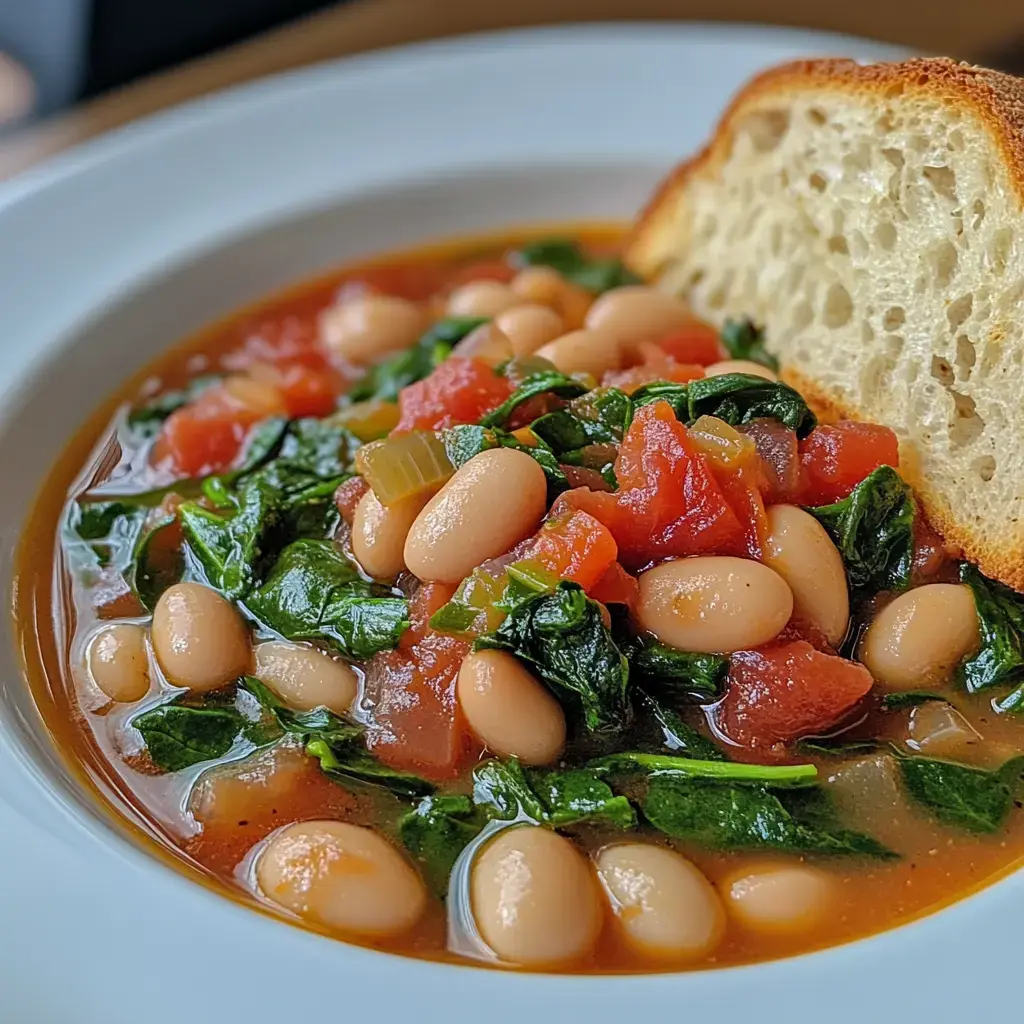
left=655, top=323, right=724, bottom=366
left=715, top=641, right=874, bottom=751
left=798, top=421, right=899, bottom=505
left=589, top=561, right=640, bottom=611
left=275, top=362, right=341, bottom=418
left=334, top=476, right=369, bottom=526
left=394, top=357, right=513, bottom=433
left=367, top=583, right=478, bottom=778
left=562, top=401, right=745, bottom=566
left=524, top=508, right=618, bottom=592
left=152, top=387, right=264, bottom=477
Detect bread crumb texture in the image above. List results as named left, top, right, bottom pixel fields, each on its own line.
left=628, top=58, right=1024, bottom=589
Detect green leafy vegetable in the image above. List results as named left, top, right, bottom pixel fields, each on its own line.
left=589, top=751, right=818, bottom=785
left=238, top=676, right=359, bottom=743
left=685, top=374, right=817, bottom=437
left=479, top=371, right=588, bottom=428
left=959, top=563, right=1024, bottom=695
left=399, top=795, right=484, bottom=896
left=347, top=317, right=487, bottom=403
left=305, top=737, right=433, bottom=797
left=529, top=387, right=631, bottom=455
left=629, top=381, right=689, bottom=422
left=474, top=581, right=630, bottom=733
left=807, top=466, right=915, bottom=594
left=247, top=539, right=408, bottom=660
left=132, top=515, right=184, bottom=611
left=796, top=737, right=882, bottom=757
left=514, top=239, right=641, bottom=294
left=473, top=757, right=635, bottom=829
left=642, top=774, right=895, bottom=857
left=617, top=629, right=728, bottom=702
left=639, top=693, right=727, bottom=761
left=133, top=702, right=246, bottom=772
left=440, top=424, right=568, bottom=499
left=880, top=691, right=949, bottom=712
left=720, top=318, right=778, bottom=371
left=69, top=500, right=147, bottom=571
left=896, top=751, right=1024, bottom=833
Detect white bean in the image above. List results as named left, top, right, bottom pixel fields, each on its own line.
left=534, top=329, right=623, bottom=378
left=351, top=489, right=427, bottom=579
left=471, top=825, right=602, bottom=966
left=446, top=280, right=519, bottom=318
left=320, top=295, right=424, bottom=365
left=721, top=864, right=833, bottom=936
left=86, top=622, right=150, bottom=703
left=253, top=640, right=357, bottom=716
left=704, top=359, right=778, bottom=381
left=457, top=650, right=565, bottom=764
left=596, top=844, right=724, bottom=961
left=257, top=821, right=426, bottom=937
left=151, top=583, right=251, bottom=692
left=494, top=304, right=565, bottom=355
left=637, top=556, right=793, bottom=653
left=404, top=448, right=547, bottom=583
left=861, top=584, right=980, bottom=689
left=763, top=504, right=849, bottom=645
left=584, top=286, right=693, bottom=356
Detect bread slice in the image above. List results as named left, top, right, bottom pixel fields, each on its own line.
left=627, top=57, right=1024, bottom=590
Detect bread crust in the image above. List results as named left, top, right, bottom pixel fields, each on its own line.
left=626, top=57, right=1024, bottom=590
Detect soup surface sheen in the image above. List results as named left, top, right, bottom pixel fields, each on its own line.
left=17, top=225, right=1024, bottom=973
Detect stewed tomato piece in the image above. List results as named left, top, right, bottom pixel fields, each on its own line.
left=798, top=421, right=899, bottom=505
left=394, top=357, right=513, bottom=433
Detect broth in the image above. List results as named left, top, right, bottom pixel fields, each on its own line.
left=14, top=224, right=1024, bottom=973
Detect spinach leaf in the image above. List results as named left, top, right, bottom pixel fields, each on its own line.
left=399, top=795, right=484, bottom=896
left=589, top=751, right=818, bottom=786
left=959, top=562, right=1024, bottom=695
left=306, top=736, right=433, bottom=797
left=474, top=581, right=630, bottom=733
left=238, top=676, right=361, bottom=743
left=720, top=318, right=778, bottom=371
left=529, top=387, right=631, bottom=455
left=638, top=693, right=727, bottom=761
left=180, top=477, right=279, bottom=600
left=133, top=702, right=246, bottom=772
left=132, top=515, right=184, bottom=611
left=685, top=374, right=817, bottom=437
left=347, top=317, right=487, bottom=403
left=796, top=738, right=882, bottom=757
left=807, top=466, right=915, bottom=594
left=896, top=752, right=1024, bottom=833
left=479, top=371, right=588, bottom=428
left=246, top=539, right=408, bottom=660
left=629, top=381, right=690, bottom=422
left=880, top=691, right=948, bottom=712
left=473, top=757, right=636, bottom=829
left=514, top=239, right=641, bottom=294
left=617, top=630, right=728, bottom=703
left=440, top=424, right=568, bottom=499
left=69, top=500, right=147, bottom=571
left=642, top=774, right=896, bottom=857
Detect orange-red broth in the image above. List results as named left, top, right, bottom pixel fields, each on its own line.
left=15, top=226, right=1024, bottom=973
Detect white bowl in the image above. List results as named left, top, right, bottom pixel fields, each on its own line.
left=0, top=22, right=1009, bottom=1024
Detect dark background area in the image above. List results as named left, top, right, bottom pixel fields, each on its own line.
left=83, top=0, right=338, bottom=97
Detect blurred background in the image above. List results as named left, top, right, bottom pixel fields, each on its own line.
left=0, top=0, right=1022, bottom=178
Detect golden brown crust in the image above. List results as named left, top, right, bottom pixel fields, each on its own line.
left=627, top=57, right=1024, bottom=273
left=627, top=57, right=1024, bottom=590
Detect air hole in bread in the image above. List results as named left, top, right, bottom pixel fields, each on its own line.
left=882, top=306, right=906, bottom=331
left=948, top=129, right=965, bottom=153
left=807, top=106, right=827, bottom=127
left=827, top=235, right=849, bottom=255
left=823, top=283, right=853, bottom=329
left=922, top=165, right=957, bottom=201
left=971, top=198, right=986, bottom=229
left=697, top=215, right=718, bottom=244
left=741, top=109, right=790, bottom=153
left=916, top=73, right=930, bottom=86
left=792, top=301, right=814, bottom=332
left=862, top=321, right=875, bottom=344
left=931, top=355, right=955, bottom=386
left=947, top=294, right=973, bottom=332
left=883, top=83, right=905, bottom=100
left=809, top=171, right=827, bottom=193
left=949, top=391, right=984, bottom=446
left=955, top=335, right=977, bottom=380
left=987, top=228, right=1013, bottom=274
left=874, top=222, right=897, bottom=251
left=848, top=230, right=869, bottom=260
left=927, top=239, right=958, bottom=288
left=973, top=455, right=996, bottom=483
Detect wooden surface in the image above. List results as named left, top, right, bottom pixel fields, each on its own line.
left=1, top=0, right=1022, bottom=181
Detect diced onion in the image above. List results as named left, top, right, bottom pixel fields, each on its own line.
left=335, top=399, right=400, bottom=441
left=689, top=415, right=757, bottom=468
left=355, top=430, right=454, bottom=506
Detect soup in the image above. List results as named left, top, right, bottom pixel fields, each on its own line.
left=16, top=225, right=1024, bottom=973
